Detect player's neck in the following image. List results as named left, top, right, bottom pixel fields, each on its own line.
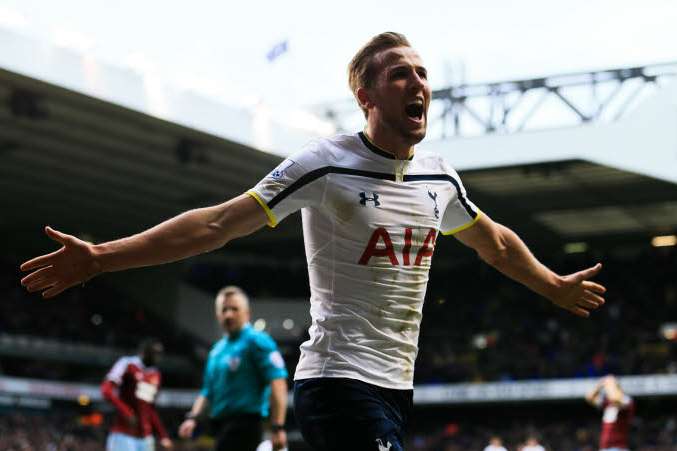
left=226, top=324, right=247, bottom=338
left=363, top=126, right=414, bottom=160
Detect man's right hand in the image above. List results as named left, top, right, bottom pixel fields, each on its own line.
left=178, top=419, right=197, bottom=439
left=271, top=429, right=287, bottom=450
left=20, top=226, right=101, bottom=299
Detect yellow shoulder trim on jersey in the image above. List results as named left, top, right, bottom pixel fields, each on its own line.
left=246, top=190, right=278, bottom=228
left=441, top=210, right=482, bottom=236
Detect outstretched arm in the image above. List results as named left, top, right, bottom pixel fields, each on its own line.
left=20, top=194, right=267, bottom=298
left=602, top=375, right=626, bottom=406
left=585, top=378, right=605, bottom=406
left=454, top=214, right=606, bottom=317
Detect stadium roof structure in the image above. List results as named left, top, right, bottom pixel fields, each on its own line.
left=3, top=67, right=676, bottom=265
left=423, top=74, right=677, bottom=252
left=459, top=160, right=677, bottom=250
left=321, top=62, right=677, bottom=140
left=0, top=67, right=302, bottom=259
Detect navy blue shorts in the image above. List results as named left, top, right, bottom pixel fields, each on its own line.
left=294, top=377, right=413, bottom=451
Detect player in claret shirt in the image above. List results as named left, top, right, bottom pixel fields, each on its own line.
left=101, top=338, right=173, bottom=451
left=586, top=375, right=635, bottom=451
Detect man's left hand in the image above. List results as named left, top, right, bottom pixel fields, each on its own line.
left=550, top=263, right=606, bottom=317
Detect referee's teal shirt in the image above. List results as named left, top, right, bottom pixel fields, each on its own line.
left=200, top=324, right=287, bottom=419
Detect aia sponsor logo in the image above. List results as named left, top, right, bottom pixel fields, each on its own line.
left=358, top=227, right=436, bottom=266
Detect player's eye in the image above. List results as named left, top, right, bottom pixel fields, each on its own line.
left=390, top=68, right=407, bottom=80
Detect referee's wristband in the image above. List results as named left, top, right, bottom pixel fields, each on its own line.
left=184, top=412, right=200, bottom=421
left=270, top=423, right=285, bottom=432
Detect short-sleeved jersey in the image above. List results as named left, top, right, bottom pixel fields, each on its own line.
left=596, top=395, right=634, bottom=449
left=248, top=132, right=480, bottom=389
left=201, top=324, right=288, bottom=418
left=105, top=356, right=163, bottom=438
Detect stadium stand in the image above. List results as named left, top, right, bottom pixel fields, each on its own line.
left=2, top=42, right=677, bottom=449
left=2, top=243, right=675, bottom=390
left=0, top=258, right=206, bottom=387
left=0, top=410, right=215, bottom=450
left=176, top=244, right=677, bottom=384
left=417, top=244, right=677, bottom=383
left=405, top=402, right=677, bottom=450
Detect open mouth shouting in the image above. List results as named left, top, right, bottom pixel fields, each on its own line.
left=404, top=99, right=425, bottom=124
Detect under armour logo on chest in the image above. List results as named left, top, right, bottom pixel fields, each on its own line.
left=428, top=190, right=439, bottom=219
left=359, top=192, right=380, bottom=206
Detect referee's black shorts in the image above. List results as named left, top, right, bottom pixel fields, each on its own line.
left=212, top=413, right=262, bottom=451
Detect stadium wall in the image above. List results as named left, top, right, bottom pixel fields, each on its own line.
left=4, top=374, right=677, bottom=408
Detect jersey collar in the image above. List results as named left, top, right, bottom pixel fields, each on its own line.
left=358, top=132, right=414, bottom=161
left=226, top=323, right=252, bottom=341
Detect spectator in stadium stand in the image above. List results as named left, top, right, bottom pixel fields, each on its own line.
left=177, top=286, right=288, bottom=451
left=20, top=31, right=607, bottom=451
left=100, top=338, right=173, bottom=450
left=520, top=435, right=546, bottom=451
left=484, top=436, right=508, bottom=451
left=585, top=375, right=635, bottom=451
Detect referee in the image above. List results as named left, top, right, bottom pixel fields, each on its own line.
left=178, top=286, right=288, bottom=451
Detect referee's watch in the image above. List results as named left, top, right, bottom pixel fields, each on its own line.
left=270, top=423, right=285, bottom=433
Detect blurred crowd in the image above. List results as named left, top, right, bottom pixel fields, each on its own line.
left=1, top=407, right=676, bottom=451
left=1, top=245, right=677, bottom=450
left=0, top=259, right=206, bottom=386
left=416, top=246, right=677, bottom=383
left=405, top=404, right=677, bottom=451
left=0, top=412, right=215, bottom=451
left=176, top=244, right=677, bottom=385
left=1, top=245, right=676, bottom=387
left=0, top=260, right=200, bottom=353
left=0, top=413, right=103, bottom=451
left=149, top=245, right=677, bottom=386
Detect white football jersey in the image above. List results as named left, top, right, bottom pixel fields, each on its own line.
left=249, top=132, right=480, bottom=389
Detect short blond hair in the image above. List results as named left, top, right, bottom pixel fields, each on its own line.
left=348, top=32, right=411, bottom=118
left=215, top=285, right=249, bottom=310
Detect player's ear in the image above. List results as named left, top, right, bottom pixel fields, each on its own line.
left=356, top=87, right=373, bottom=111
